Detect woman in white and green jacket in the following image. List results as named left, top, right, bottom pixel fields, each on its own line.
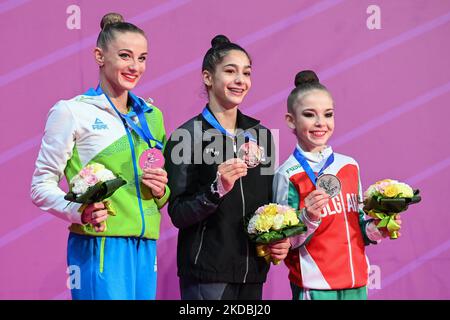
left=31, top=13, right=169, bottom=300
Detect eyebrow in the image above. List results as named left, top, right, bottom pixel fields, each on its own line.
left=118, top=49, right=148, bottom=55
left=302, top=108, right=334, bottom=112
left=223, top=63, right=252, bottom=69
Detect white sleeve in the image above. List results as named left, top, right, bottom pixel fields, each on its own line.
left=273, top=170, right=321, bottom=249
left=365, top=221, right=383, bottom=243
left=290, top=209, right=321, bottom=249
left=30, top=101, right=83, bottom=224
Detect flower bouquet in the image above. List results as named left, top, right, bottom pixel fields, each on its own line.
left=64, top=163, right=126, bottom=231
left=363, top=179, right=421, bottom=239
left=247, top=204, right=306, bottom=265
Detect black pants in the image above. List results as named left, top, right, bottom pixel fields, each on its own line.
left=180, top=277, right=263, bottom=300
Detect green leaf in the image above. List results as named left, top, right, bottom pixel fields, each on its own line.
left=363, top=189, right=422, bottom=214
left=282, top=224, right=307, bottom=238
left=250, top=223, right=307, bottom=244
left=379, top=198, right=407, bottom=212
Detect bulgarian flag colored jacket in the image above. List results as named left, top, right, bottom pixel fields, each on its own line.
left=273, top=145, right=380, bottom=290
left=31, top=87, right=169, bottom=239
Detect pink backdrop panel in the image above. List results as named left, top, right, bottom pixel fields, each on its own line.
left=1, top=0, right=449, bottom=299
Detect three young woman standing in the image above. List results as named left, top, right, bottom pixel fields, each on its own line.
left=31, top=12, right=400, bottom=301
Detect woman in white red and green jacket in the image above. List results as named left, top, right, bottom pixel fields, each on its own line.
left=273, top=70, right=401, bottom=300
left=31, top=13, right=169, bottom=300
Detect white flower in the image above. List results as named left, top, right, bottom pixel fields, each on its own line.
left=71, top=175, right=89, bottom=195
left=272, top=214, right=284, bottom=230
left=255, top=205, right=266, bottom=215
left=364, top=184, right=378, bottom=199
left=247, top=215, right=259, bottom=234
left=95, top=168, right=116, bottom=182
left=69, top=163, right=117, bottom=195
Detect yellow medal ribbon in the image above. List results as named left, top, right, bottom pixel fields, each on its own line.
left=256, top=244, right=281, bottom=265
left=367, top=210, right=401, bottom=239
left=103, top=200, right=116, bottom=216
left=78, top=201, right=116, bottom=233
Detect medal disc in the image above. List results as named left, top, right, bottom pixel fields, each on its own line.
left=316, top=174, right=341, bottom=198
left=237, top=141, right=263, bottom=168
left=139, top=148, right=165, bottom=169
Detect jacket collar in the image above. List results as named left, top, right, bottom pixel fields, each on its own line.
left=201, top=104, right=260, bottom=133
left=295, top=143, right=333, bottom=164
left=82, top=85, right=153, bottom=115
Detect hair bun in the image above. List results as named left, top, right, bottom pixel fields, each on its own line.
left=211, top=35, right=230, bottom=48
left=100, top=13, right=124, bottom=30
left=294, top=70, right=320, bottom=87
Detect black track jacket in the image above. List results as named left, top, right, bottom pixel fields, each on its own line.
left=164, top=105, right=275, bottom=283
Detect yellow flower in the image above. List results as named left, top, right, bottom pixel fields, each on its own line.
left=263, top=204, right=278, bottom=216
left=255, top=214, right=274, bottom=233
left=89, top=163, right=105, bottom=174
left=397, top=183, right=413, bottom=198
left=376, top=179, right=395, bottom=184
left=384, top=184, right=400, bottom=198
left=283, top=209, right=300, bottom=227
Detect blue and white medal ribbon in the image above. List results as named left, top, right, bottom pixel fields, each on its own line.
left=202, top=106, right=263, bottom=168
left=97, top=85, right=165, bottom=169
left=96, top=85, right=163, bottom=150
left=293, top=147, right=341, bottom=197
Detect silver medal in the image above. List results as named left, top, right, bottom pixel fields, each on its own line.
left=316, top=174, right=341, bottom=198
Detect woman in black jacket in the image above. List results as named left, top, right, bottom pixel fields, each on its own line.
left=164, top=35, right=290, bottom=300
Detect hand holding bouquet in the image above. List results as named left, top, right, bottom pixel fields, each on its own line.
left=247, top=204, right=306, bottom=265
left=363, top=179, right=421, bottom=239
left=64, top=163, right=126, bottom=232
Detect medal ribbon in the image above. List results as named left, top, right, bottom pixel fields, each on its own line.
left=293, top=147, right=335, bottom=186
left=201, top=106, right=256, bottom=142
left=96, top=85, right=163, bottom=150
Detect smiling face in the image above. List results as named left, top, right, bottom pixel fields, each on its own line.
left=203, top=50, right=252, bottom=110
left=286, top=89, right=335, bottom=153
left=95, top=31, right=148, bottom=94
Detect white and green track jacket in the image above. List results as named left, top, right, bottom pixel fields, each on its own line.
left=31, top=87, right=169, bottom=239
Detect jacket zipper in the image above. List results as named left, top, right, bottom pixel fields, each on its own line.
left=235, top=137, right=249, bottom=283
left=240, top=177, right=249, bottom=283
left=194, top=224, right=207, bottom=265
left=125, top=125, right=146, bottom=237
left=108, top=98, right=146, bottom=237
left=206, top=128, right=257, bottom=280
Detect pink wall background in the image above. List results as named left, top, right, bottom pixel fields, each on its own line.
left=1, top=0, right=449, bottom=299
